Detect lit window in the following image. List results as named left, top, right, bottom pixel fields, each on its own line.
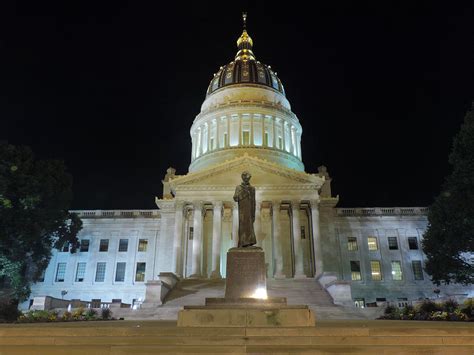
left=391, top=261, right=403, bottom=280
left=370, top=261, right=382, bottom=281
left=118, top=239, right=128, bottom=252
left=388, top=237, right=398, bottom=250
left=350, top=261, right=361, bottom=281
left=278, top=137, right=283, bottom=149
left=99, top=239, right=109, bottom=252
left=115, top=262, right=126, bottom=282
left=412, top=260, right=424, bottom=280
left=223, top=132, right=228, bottom=146
left=55, top=263, right=66, bottom=282
left=95, top=262, right=106, bottom=282
left=264, top=132, right=269, bottom=146
left=408, top=237, right=418, bottom=250
left=368, top=237, right=378, bottom=251
left=347, top=237, right=358, bottom=251
left=354, top=298, right=365, bottom=308
left=242, top=131, right=250, bottom=145
left=75, top=262, right=86, bottom=282
left=138, top=239, right=148, bottom=252
left=135, top=262, right=146, bottom=282
left=80, top=239, right=90, bottom=252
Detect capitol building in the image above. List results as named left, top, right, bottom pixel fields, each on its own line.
left=22, top=21, right=471, bottom=311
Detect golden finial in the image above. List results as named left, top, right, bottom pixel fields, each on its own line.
left=235, top=12, right=255, bottom=61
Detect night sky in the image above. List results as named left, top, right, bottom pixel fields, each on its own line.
left=1, top=1, right=473, bottom=210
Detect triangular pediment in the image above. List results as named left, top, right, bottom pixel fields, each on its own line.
left=169, top=154, right=324, bottom=192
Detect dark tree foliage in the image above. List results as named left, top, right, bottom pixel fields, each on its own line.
left=423, top=104, right=474, bottom=285
left=0, top=143, right=82, bottom=301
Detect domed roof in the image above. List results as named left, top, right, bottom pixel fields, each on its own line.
left=206, top=20, right=285, bottom=97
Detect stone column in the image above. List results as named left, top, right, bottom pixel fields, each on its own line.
left=238, top=114, right=242, bottom=145
left=226, top=116, right=230, bottom=147
left=210, top=201, right=223, bottom=278
left=282, top=121, right=286, bottom=151
left=289, top=126, right=294, bottom=155
left=272, top=201, right=285, bottom=278
left=190, top=201, right=203, bottom=277
left=292, top=200, right=305, bottom=278
left=232, top=202, right=239, bottom=248
left=198, top=128, right=203, bottom=156
left=254, top=201, right=261, bottom=246
left=215, top=118, right=220, bottom=149
left=172, top=201, right=184, bottom=277
left=250, top=114, right=254, bottom=145
left=261, top=115, right=265, bottom=146
left=207, top=122, right=211, bottom=151
left=272, top=116, right=277, bottom=148
left=310, top=199, right=323, bottom=278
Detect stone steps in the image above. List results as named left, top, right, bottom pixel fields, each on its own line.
left=0, top=320, right=473, bottom=354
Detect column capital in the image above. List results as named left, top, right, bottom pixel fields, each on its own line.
left=213, top=201, right=223, bottom=210
left=193, top=201, right=204, bottom=210
left=309, top=198, right=320, bottom=208
left=175, top=200, right=185, bottom=209
left=291, top=199, right=301, bottom=207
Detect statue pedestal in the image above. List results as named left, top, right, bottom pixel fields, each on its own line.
left=225, top=247, right=266, bottom=299
left=177, top=246, right=316, bottom=327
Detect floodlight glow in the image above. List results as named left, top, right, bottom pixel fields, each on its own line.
left=252, top=287, right=268, bottom=300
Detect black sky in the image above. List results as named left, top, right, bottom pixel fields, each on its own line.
left=1, top=1, right=473, bottom=209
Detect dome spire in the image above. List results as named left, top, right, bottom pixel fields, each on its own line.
left=235, top=12, right=255, bottom=61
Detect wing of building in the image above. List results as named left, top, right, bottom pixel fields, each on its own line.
left=22, top=23, right=472, bottom=310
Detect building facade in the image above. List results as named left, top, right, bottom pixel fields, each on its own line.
left=22, top=25, right=472, bottom=310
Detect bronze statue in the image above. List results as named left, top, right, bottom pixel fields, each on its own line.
left=233, top=171, right=257, bottom=247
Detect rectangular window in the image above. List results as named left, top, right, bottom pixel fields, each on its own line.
left=367, top=237, right=378, bottom=251
left=99, top=239, right=109, bottom=252
left=118, top=239, right=128, bottom=252
left=55, top=263, right=66, bottom=282
left=62, top=243, right=69, bottom=252
left=115, top=262, right=126, bottom=282
left=347, top=237, right=358, bottom=251
left=391, top=261, right=403, bottom=280
left=264, top=132, right=269, bottom=146
left=370, top=261, right=382, bottom=281
left=75, top=262, right=86, bottom=282
left=135, top=262, right=146, bottom=282
left=189, top=227, right=194, bottom=240
left=278, top=137, right=283, bottom=149
left=95, top=262, right=106, bottom=282
left=138, top=239, right=148, bottom=252
left=354, top=298, right=365, bottom=308
left=408, top=237, right=419, bottom=250
left=242, top=130, right=250, bottom=145
left=388, top=237, right=398, bottom=250
left=80, top=239, right=90, bottom=252
left=412, top=260, right=424, bottom=280
left=210, top=138, right=215, bottom=150
left=350, top=261, right=361, bottom=281
left=223, top=132, right=228, bottom=146
left=301, top=226, right=306, bottom=239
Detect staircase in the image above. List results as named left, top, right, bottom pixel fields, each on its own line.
left=112, top=278, right=380, bottom=321
left=1, top=320, right=473, bottom=354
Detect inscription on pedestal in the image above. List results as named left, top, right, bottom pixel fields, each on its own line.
left=225, top=248, right=266, bottom=299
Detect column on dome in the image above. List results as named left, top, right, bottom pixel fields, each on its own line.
left=207, top=122, right=211, bottom=152
left=198, top=127, right=203, bottom=156
left=250, top=114, right=254, bottom=145
left=226, top=116, right=230, bottom=147
left=210, top=201, right=223, bottom=278
left=261, top=115, right=265, bottom=147
left=232, top=202, right=239, bottom=248
left=292, top=200, right=305, bottom=278
left=310, top=199, right=323, bottom=277
left=289, top=125, right=294, bottom=155
left=297, top=131, right=302, bottom=159
left=190, top=201, right=203, bottom=277
left=272, top=200, right=285, bottom=278
left=216, top=118, right=220, bottom=149
left=238, top=114, right=243, bottom=145
left=272, top=116, right=277, bottom=148
left=172, top=200, right=184, bottom=276
left=282, top=120, right=286, bottom=152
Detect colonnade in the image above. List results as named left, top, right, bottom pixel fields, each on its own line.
left=172, top=199, right=321, bottom=279
left=191, top=113, right=302, bottom=161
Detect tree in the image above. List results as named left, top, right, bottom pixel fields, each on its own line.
left=0, top=143, right=82, bottom=301
left=423, top=103, right=474, bottom=285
